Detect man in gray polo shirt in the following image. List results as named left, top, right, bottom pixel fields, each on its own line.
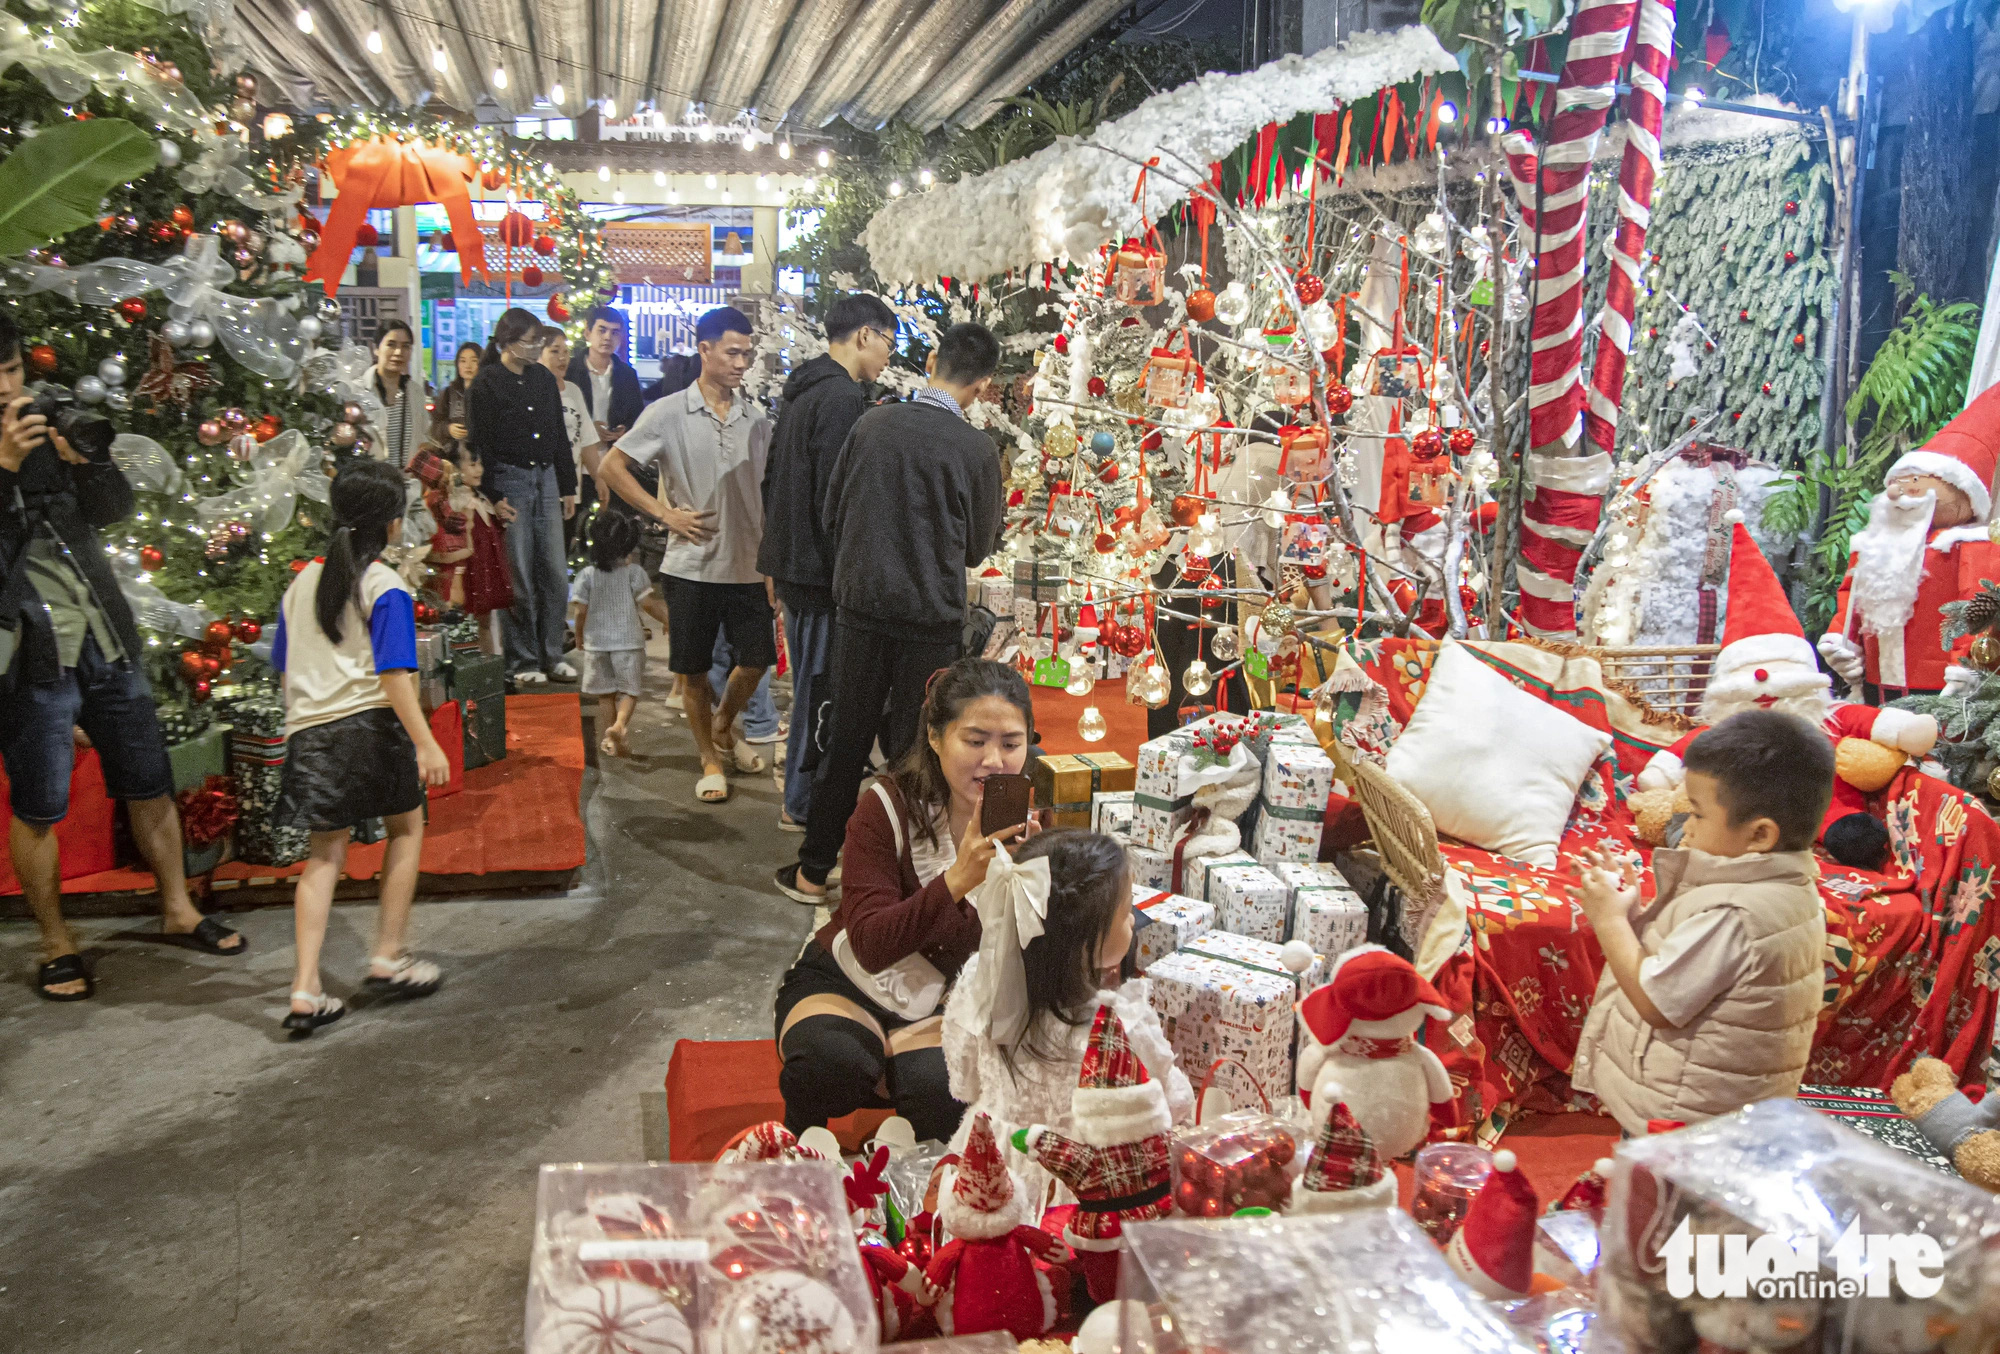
left=598, top=307, right=773, bottom=804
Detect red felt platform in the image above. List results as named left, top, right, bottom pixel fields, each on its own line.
left=8, top=693, right=586, bottom=898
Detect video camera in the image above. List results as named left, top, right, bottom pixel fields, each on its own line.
left=26, top=383, right=115, bottom=463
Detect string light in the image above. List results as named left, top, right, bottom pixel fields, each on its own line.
left=704, top=174, right=716, bottom=188
left=816, top=148, right=831, bottom=168
left=653, top=170, right=666, bottom=186
left=1437, top=102, right=1457, bottom=124
left=720, top=188, right=731, bottom=202
left=778, top=140, right=791, bottom=159
left=612, top=188, right=624, bottom=205
left=493, top=66, right=507, bottom=88
left=432, top=46, right=447, bottom=72
left=666, top=188, right=678, bottom=203
left=918, top=167, right=932, bottom=186
left=549, top=81, right=564, bottom=105
left=755, top=173, right=767, bottom=189
left=365, top=28, right=382, bottom=53
left=803, top=176, right=817, bottom=193
left=888, top=180, right=903, bottom=197
left=295, top=7, right=312, bottom=33
left=597, top=164, right=609, bottom=181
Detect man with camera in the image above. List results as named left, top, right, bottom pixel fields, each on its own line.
left=0, top=315, right=243, bottom=1000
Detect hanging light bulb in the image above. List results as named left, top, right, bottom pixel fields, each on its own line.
left=755, top=173, right=768, bottom=190
left=654, top=171, right=666, bottom=187
left=1187, top=511, right=1223, bottom=558
left=493, top=65, right=508, bottom=89
left=597, top=164, right=610, bottom=181
left=550, top=81, right=564, bottom=105
left=1138, top=665, right=1172, bottom=709
left=295, top=7, right=313, bottom=33
left=432, top=46, right=448, bottom=72
left=365, top=28, right=383, bottom=52
left=1077, top=706, right=1108, bottom=742
left=1065, top=665, right=1096, bottom=698
left=704, top=174, right=717, bottom=188
left=1262, top=488, right=1292, bottom=529
left=1437, top=102, right=1458, bottom=124
left=817, top=148, right=832, bottom=167
left=1213, top=281, right=1251, bottom=327
left=803, top=176, right=818, bottom=193
left=1211, top=624, right=1241, bottom=662
left=612, top=188, right=624, bottom=205
left=602, top=97, right=616, bottom=119
left=779, top=140, right=792, bottom=160
left=666, top=189, right=679, bottom=204
left=1182, top=659, right=1214, bottom=697
left=720, top=188, right=731, bottom=203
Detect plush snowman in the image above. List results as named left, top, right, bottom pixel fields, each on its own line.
left=1292, top=945, right=1454, bottom=1159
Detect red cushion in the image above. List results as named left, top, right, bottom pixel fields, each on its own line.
left=0, top=748, right=117, bottom=893
left=427, top=702, right=464, bottom=799
left=664, top=1038, right=891, bottom=1161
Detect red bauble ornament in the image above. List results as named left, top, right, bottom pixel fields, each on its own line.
left=26, top=344, right=57, bottom=376
left=520, top=265, right=543, bottom=288
left=1293, top=272, right=1325, bottom=305
left=233, top=618, right=262, bottom=643
left=191, top=679, right=211, bottom=702
left=1761, top=382, right=1773, bottom=395
left=139, top=544, right=164, bottom=571
left=1739, top=309, right=1751, bottom=322
left=253, top=413, right=282, bottom=441
left=1302, top=561, right=1327, bottom=580
left=1093, top=530, right=1118, bottom=554
left=1111, top=625, right=1149, bottom=658
left=1098, top=459, right=1120, bottom=483
left=1053, top=333, right=1069, bottom=355
left=1086, top=376, right=1107, bottom=398
left=204, top=619, right=234, bottom=647
left=1783, top=200, right=1799, bottom=215
left=1325, top=384, right=1354, bottom=416
left=148, top=221, right=178, bottom=245
left=532, top=234, right=556, bottom=256
left=170, top=205, right=194, bottom=230
left=200, top=654, right=221, bottom=677
left=1097, top=619, right=1122, bottom=651
left=480, top=167, right=509, bottom=192
left=354, top=222, right=380, bottom=248
left=178, top=650, right=205, bottom=682
left=1185, top=288, right=1216, bottom=323
left=498, top=211, right=535, bottom=248
left=117, top=297, right=147, bottom=323
left=1793, top=333, right=1807, bottom=348
left=1447, top=426, right=1477, bottom=455
left=547, top=294, right=570, bottom=323
left=1784, top=250, right=1798, bottom=265
left=1411, top=428, right=1445, bottom=457
left=1181, top=554, right=1212, bottom=584
left=289, top=558, right=308, bottom=573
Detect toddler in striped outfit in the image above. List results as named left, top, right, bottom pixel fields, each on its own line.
left=571, top=512, right=670, bottom=757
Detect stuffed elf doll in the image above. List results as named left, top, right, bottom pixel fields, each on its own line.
left=1011, top=1003, right=1175, bottom=1302
left=925, top=1112, right=1067, bottom=1340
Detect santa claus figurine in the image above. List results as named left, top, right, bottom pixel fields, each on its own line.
left=1014, top=1003, right=1175, bottom=1303
left=1819, top=384, right=2000, bottom=697
left=1636, top=522, right=1936, bottom=868
left=924, top=1112, right=1066, bottom=1340
left=1294, top=945, right=1455, bottom=1160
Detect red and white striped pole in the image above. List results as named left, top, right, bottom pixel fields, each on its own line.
left=1586, top=0, right=1676, bottom=457
left=1502, top=0, right=1641, bottom=637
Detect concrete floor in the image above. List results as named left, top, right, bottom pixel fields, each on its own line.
left=0, top=639, right=817, bottom=1354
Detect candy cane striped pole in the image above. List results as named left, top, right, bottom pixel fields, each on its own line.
left=1585, top=0, right=1676, bottom=457
left=1502, top=0, right=1640, bottom=636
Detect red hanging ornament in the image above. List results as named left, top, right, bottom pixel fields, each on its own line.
left=1181, top=553, right=1212, bottom=584
left=1087, top=375, right=1107, bottom=398
left=1411, top=427, right=1445, bottom=457
left=139, top=544, right=164, bottom=571
left=1447, top=426, right=1477, bottom=455
left=190, top=679, right=212, bottom=702
left=1793, top=333, right=1806, bottom=348
left=1112, top=624, right=1149, bottom=658
left=26, top=344, right=57, bottom=376
left=1784, top=251, right=1798, bottom=265
left=117, top=296, right=148, bottom=323
left=204, top=619, right=234, bottom=647
left=148, top=221, right=178, bottom=245
left=1186, top=289, right=1216, bottom=323
left=253, top=413, right=282, bottom=442
left=532, top=234, right=555, bottom=255
left=1761, top=382, right=1773, bottom=395
left=233, top=617, right=262, bottom=643
left=547, top=293, right=570, bottom=323
left=1325, top=385, right=1354, bottom=416
left=520, top=265, right=543, bottom=288
left=354, top=222, right=380, bottom=248
left=480, top=167, right=509, bottom=191
left=1293, top=272, right=1325, bottom=306
left=178, top=650, right=206, bottom=682
left=1053, top=333, right=1069, bottom=356
left=1783, top=200, right=1799, bottom=215
left=1093, top=530, right=1118, bottom=554
left=200, top=654, right=221, bottom=677
left=170, top=205, right=194, bottom=230
left=498, top=211, right=535, bottom=248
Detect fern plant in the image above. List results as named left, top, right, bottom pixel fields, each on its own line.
left=1762, top=275, right=1981, bottom=625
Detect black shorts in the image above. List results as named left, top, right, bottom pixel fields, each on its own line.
left=662, top=576, right=776, bottom=675
left=279, top=707, right=425, bottom=833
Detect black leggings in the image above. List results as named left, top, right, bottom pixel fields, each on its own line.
left=774, top=942, right=964, bottom=1145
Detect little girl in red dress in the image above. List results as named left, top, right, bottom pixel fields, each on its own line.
left=415, top=443, right=514, bottom=655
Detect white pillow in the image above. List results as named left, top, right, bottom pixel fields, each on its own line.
left=1383, top=641, right=1612, bottom=870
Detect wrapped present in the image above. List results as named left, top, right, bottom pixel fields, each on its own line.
left=1273, top=861, right=1340, bottom=893
left=1598, top=1100, right=2000, bottom=1354
left=456, top=653, right=508, bottom=769
left=1209, top=863, right=1290, bottom=943
left=1132, top=886, right=1215, bottom=967
left=1187, top=849, right=1255, bottom=903
left=1235, top=709, right=1314, bottom=764
left=167, top=727, right=228, bottom=792
left=416, top=624, right=450, bottom=676
left=1130, top=795, right=1192, bottom=853
left=1092, top=790, right=1135, bottom=836
left=1033, top=752, right=1135, bottom=828
left=420, top=674, right=451, bottom=713
left=230, top=744, right=308, bottom=867
left=1184, top=930, right=1323, bottom=993
left=1127, top=843, right=1175, bottom=894
left=1146, top=948, right=1298, bottom=1109
left=1294, top=886, right=1369, bottom=958
left=527, top=1160, right=879, bottom=1354
left=1795, top=1083, right=1958, bottom=1175
left=1261, top=741, right=1336, bottom=813
left=1252, top=803, right=1323, bottom=866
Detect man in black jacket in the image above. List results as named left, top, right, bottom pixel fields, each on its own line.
left=757, top=293, right=898, bottom=833
left=0, top=315, right=244, bottom=998
left=566, top=306, right=644, bottom=535
left=776, top=322, right=1004, bottom=903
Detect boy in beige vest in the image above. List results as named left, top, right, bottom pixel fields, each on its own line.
left=1572, top=711, right=1832, bottom=1135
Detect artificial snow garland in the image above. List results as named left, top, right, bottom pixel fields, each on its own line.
left=860, top=24, right=1456, bottom=284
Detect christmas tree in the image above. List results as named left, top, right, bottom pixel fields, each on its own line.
left=1892, top=580, right=2000, bottom=801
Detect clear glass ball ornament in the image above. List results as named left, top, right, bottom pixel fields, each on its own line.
left=1213, top=281, right=1252, bottom=327
left=1413, top=211, right=1448, bottom=256
left=1065, top=664, right=1096, bottom=697
left=1137, top=664, right=1172, bottom=708
left=1182, top=658, right=1214, bottom=696
left=1186, top=387, right=1221, bottom=427
left=1077, top=706, right=1108, bottom=742
left=1302, top=299, right=1338, bottom=350
left=1313, top=681, right=1337, bottom=719
left=1187, top=511, right=1223, bottom=558
left=1211, top=624, right=1241, bottom=662
left=1262, top=488, right=1292, bottom=529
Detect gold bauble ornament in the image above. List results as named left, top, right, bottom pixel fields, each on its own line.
left=1971, top=634, right=2000, bottom=673
left=1043, top=426, right=1080, bottom=460
left=1262, top=603, right=1298, bottom=636
left=1987, top=764, right=2000, bottom=801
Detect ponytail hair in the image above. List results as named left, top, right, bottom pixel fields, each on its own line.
left=316, top=458, right=407, bottom=644
left=482, top=306, right=542, bottom=370
left=998, top=830, right=1133, bottom=1075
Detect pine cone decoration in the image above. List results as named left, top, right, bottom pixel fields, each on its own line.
left=1967, top=587, right=2000, bottom=635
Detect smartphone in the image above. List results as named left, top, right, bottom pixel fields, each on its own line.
left=980, top=773, right=1034, bottom=837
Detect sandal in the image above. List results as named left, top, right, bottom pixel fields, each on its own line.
left=282, top=990, right=345, bottom=1036
left=714, top=719, right=766, bottom=774
left=164, top=916, right=246, bottom=955
left=696, top=771, right=730, bottom=804
left=363, top=954, right=443, bottom=1002
left=36, top=953, right=93, bottom=1002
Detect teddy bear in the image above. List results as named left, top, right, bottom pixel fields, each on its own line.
left=1889, top=1057, right=2000, bottom=1190
left=1628, top=784, right=1695, bottom=847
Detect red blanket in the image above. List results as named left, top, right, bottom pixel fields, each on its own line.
left=1348, top=638, right=2000, bottom=1141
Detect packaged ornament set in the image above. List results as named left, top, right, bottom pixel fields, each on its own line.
left=528, top=1161, right=880, bottom=1354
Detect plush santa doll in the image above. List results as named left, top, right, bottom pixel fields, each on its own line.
left=1443, top=1149, right=1541, bottom=1300
left=1819, top=384, right=2000, bottom=696
left=1294, top=945, right=1455, bottom=1160
left=1635, top=523, right=1937, bottom=867
left=924, top=1112, right=1066, bottom=1340
left=1015, top=1003, right=1175, bottom=1302
left=1290, top=1100, right=1398, bottom=1213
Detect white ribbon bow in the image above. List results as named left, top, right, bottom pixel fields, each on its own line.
left=194, top=428, right=329, bottom=536
left=959, top=845, right=1051, bottom=1048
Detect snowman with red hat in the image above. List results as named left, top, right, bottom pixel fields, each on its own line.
left=1294, top=945, right=1455, bottom=1161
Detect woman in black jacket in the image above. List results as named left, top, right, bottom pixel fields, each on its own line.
left=468, top=308, right=576, bottom=685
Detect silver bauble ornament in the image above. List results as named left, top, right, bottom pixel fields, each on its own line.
left=104, top=389, right=129, bottom=413
left=156, top=138, right=181, bottom=168
left=97, top=358, right=126, bottom=388
left=187, top=319, right=216, bottom=348
left=73, top=375, right=106, bottom=403
left=160, top=318, right=192, bottom=347
left=314, top=295, right=340, bottom=324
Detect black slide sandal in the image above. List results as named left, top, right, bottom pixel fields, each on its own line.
left=37, top=954, right=94, bottom=1002
left=165, top=916, right=246, bottom=955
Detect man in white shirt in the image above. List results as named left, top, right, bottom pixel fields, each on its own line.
left=598, top=307, right=773, bottom=805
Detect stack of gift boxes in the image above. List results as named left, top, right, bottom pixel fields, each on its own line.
left=1086, top=710, right=1368, bottom=1108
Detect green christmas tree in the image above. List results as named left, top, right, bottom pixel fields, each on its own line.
left=1892, top=579, right=2000, bottom=800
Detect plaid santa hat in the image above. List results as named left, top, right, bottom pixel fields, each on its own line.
left=1444, top=1149, right=1539, bottom=1298
left=1072, top=1003, right=1173, bottom=1148
left=939, top=1112, right=1026, bottom=1241
left=1292, top=1101, right=1397, bottom=1214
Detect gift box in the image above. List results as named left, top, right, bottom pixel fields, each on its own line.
left=1032, top=751, right=1135, bottom=828
left=1597, top=1100, right=2000, bottom=1354
left=167, top=728, right=232, bottom=876
left=230, top=739, right=309, bottom=867
left=1117, top=1210, right=1533, bottom=1353
left=1092, top=790, right=1135, bottom=836
left=1235, top=709, right=1313, bottom=764
left=1132, top=886, right=1215, bottom=968
left=1184, top=930, right=1323, bottom=993
left=1209, top=863, right=1290, bottom=943
left=1146, top=947, right=1299, bottom=1109
left=1261, top=741, right=1336, bottom=812
left=428, top=700, right=465, bottom=799
left=1795, top=1083, right=1958, bottom=1175
left=527, top=1160, right=880, bottom=1354
left=1273, top=861, right=1341, bottom=893
left=455, top=654, right=508, bottom=770
left=1191, top=849, right=1257, bottom=903
left=416, top=624, right=449, bottom=676
left=420, top=674, right=451, bottom=713
left=1130, top=795, right=1193, bottom=853
left=1252, top=803, right=1323, bottom=866
left=1128, top=843, right=1175, bottom=894
left=1293, top=885, right=1369, bottom=958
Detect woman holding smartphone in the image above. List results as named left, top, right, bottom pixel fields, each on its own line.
left=773, top=658, right=1036, bottom=1143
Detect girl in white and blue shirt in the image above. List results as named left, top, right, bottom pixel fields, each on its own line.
left=273, top=458, right=451, bottom=1036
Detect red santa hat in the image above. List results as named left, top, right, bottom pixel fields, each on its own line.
left=1703, top=523, right=1828, bottom=709
left=1292, top=1102, right=1398, bottom=1214
left=939, top=1113, right=1024, bottom=1241
left=1072, top=1003, right=1173, bottom=1148
left=1296, top=946, right=1451, bottom=1049
left=1886, top=383, right=2000, bottom=521
left=1444, top=1149, right=1539, bottom=1298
